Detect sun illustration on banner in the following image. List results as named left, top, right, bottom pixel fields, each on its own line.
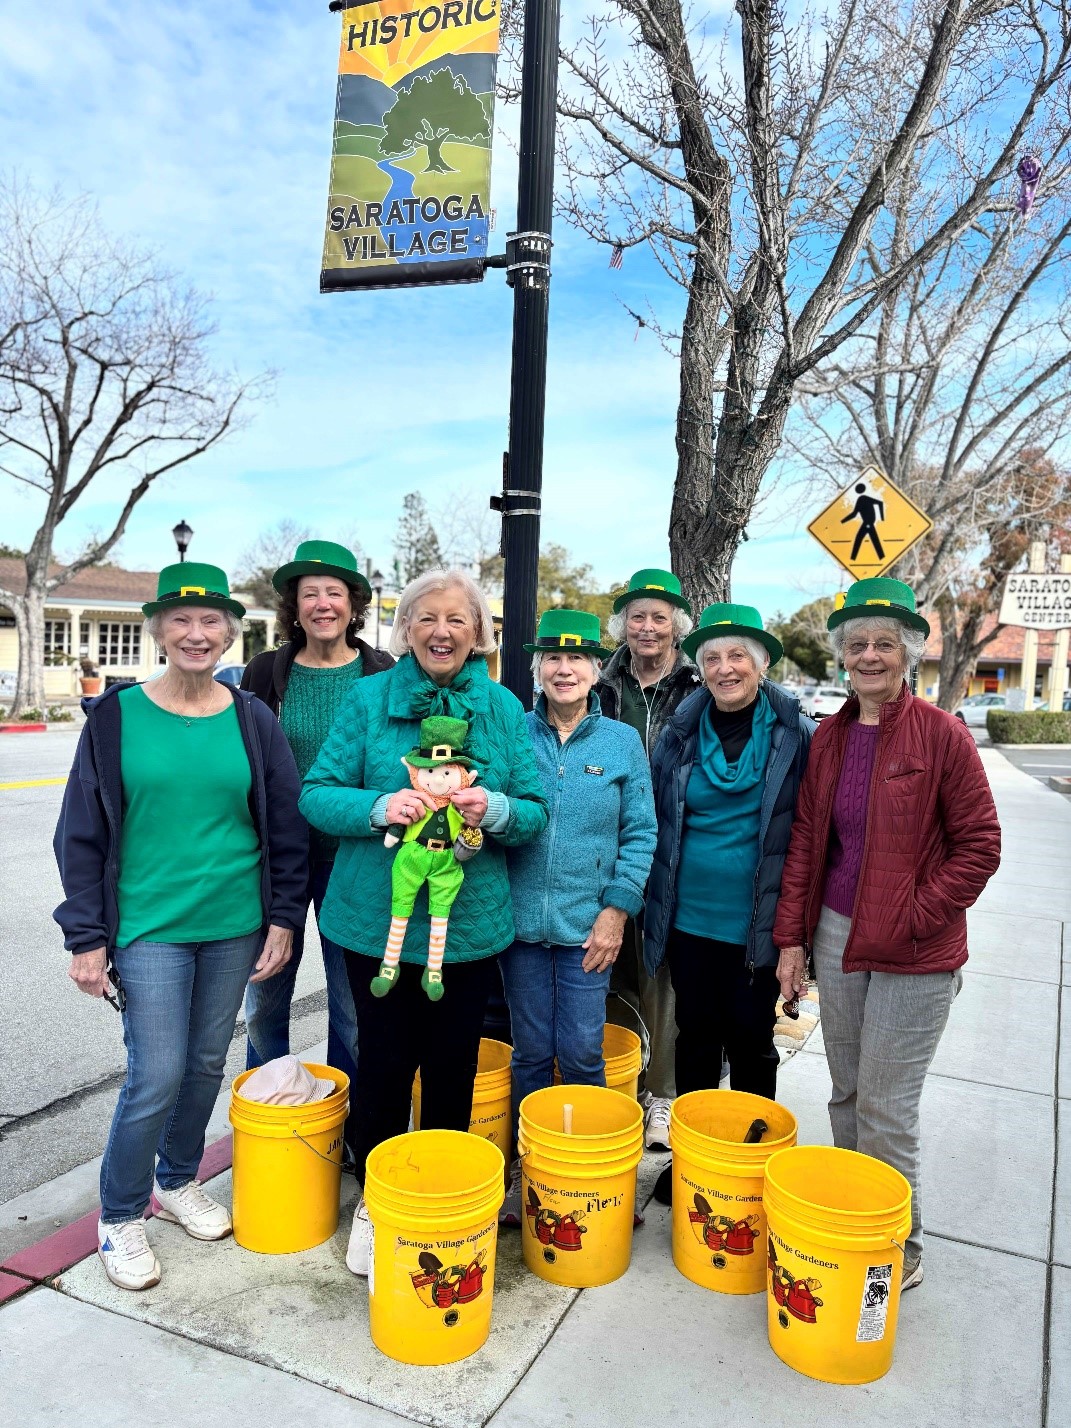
left=338, top=1, right=500, bottom=88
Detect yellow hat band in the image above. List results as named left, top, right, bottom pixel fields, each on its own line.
left=180, top=586, right=206, bottom=597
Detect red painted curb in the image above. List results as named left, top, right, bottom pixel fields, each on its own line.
left=0, top=723, right=48, bottom=734
left=0, top=1133, right=234, bottom=1285
left=0, top=1269, right=35, bottom=1304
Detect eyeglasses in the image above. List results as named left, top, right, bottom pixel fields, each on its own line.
left=103, top=960, right=127, bottom=1014
left=844, top=639, right=900, bottom=657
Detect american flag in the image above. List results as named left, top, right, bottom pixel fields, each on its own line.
left=609, top=243, right=623, bottom=269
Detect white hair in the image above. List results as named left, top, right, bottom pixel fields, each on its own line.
left=145, top=607, right=243, bottom=649
left=695, top=634, right=770, bottom=675
left=389, top=568, right=498, bottom=658
left=530, top=650, right=602, bottom=683
left=607, top=601, right=693, bottom=646
left=829, top=615, right=925, bottom=670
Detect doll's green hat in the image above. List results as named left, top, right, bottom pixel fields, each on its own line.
left=272, top=540, right=371, bottom=599
left=680, top=602, right=783, bottom=664
left=612, top=567, right=692, bottom=615
left=826, top=577, right=930, bottom=637
left=522, top=608, right=614, bottom=659
left=142, top=562, right=246, bottom=618
left=402, top=716, right=475, bottom=769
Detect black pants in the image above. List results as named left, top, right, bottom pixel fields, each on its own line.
left=345, top=952, right=498, bottom=1180
left=666, top=928, right=780, bottom=1100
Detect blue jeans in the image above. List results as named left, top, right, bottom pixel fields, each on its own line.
left=499, top=941, right=611, bottom=1149
left=243, top=860, right=358, bottom=1090
left=100, top=931, right=261, bottom=1223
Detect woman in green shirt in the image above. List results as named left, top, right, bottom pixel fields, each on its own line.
left=240, top=540, right=393, bottom=1132
left=56, top=563, right=307, bottom=1293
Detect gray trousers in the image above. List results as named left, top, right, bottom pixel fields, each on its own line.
left=607, top=916, right=676, bottom=1100
left=812, top=906, right=962, bottom=1266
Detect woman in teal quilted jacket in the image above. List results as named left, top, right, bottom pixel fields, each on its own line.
left=299, top=569, right=548, bottom=1277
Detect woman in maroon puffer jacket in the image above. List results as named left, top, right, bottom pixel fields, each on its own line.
left=774, top=577, right=1000, bottom=1293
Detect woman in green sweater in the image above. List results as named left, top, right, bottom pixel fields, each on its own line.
left=241, top=541, right=393, bottom=1131
left=299, top=568, right=549, bottom=1277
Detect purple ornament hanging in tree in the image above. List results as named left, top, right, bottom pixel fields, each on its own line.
left=1016, top=154, right=1041, bottom=216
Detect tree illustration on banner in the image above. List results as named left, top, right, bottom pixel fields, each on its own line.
left=380, top=70, right=489, bottom=174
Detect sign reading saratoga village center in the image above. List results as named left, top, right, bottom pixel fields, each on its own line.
left=320, top=0, right=500, bottom=291
left=997, top=571, right=1071, bottom=630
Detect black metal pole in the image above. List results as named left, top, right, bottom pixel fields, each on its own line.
left=496, top=0, right=561, bottom=706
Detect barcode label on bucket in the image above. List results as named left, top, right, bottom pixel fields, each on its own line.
left=856, top=1263, right=892, bottom=1342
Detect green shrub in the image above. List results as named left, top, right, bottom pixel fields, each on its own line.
left=17, top=708, right=44, bottom=722
left=46, top=705, right=74, bottom=722
left=987, top=710, right=1071, bottom=743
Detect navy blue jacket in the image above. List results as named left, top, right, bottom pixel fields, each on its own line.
left=53, top=683, right=309, bottom=955
left=644, top=681, right=815, bottom=973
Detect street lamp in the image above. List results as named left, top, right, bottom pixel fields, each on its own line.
left=172, top=519, right=194, bottom=563
left=371, top=569, right=384, bottom=649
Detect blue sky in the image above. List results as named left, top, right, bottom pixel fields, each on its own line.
left=0, top=0, right=841, bottom=620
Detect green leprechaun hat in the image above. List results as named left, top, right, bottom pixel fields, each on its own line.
left=142, top=562, right=246, bottom=619
left=612, top=567, right=692, bottom=615
left=522, top=608, right=614, bottom=659
left=681, top=602, right=784, bottom=664
left=402, top=716, right=476, bottom=769
left=826, top=577, right=930, bottom=637
left=271, top=539, right=371, bottom=599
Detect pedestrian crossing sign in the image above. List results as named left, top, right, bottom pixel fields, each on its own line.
left=807, top=467, right=932, bottom=579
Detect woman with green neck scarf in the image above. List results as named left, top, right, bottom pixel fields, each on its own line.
left=644, top=604, right=815, bottom=1205
left=299, top=569, right=548, bottom=1277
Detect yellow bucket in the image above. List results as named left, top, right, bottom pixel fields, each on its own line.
left=764, top=1146, right=912, bottom=1384
left=552, top=1023, right=644, bottom=1100
left=671, top=1090, right=797, bottom=1295
left=412, top=1038, right=512, bottom=1152
left=518, top=1084, right=643, bottom=1289
left=364, top=1129, right=505, bottom=1366
left=229, top=1062, right=349, bottom=1254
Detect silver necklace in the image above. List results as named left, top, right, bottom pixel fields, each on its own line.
left=159, top=682, right=216, bottom=727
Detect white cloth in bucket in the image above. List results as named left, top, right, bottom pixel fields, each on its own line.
left=241, top=1055, right=335, bottom=1106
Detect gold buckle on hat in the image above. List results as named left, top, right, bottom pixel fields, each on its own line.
left=558, top=633, right=582, bottom=646
left=431, top=743, right=453, bottom=759
left=180, top=586, right=206, bottom=597
left=645, top=583, right=665, bottom=590
left=864, top=598, right=891, bottom=606
left=713, top=619, right=731, bottom=624
left=426, top=839, right=447, bottom=852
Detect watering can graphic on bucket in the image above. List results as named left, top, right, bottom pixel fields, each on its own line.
left=410, top=1248, right=488, bottom=1310
left=524, top=1186, right=588, bottom=1251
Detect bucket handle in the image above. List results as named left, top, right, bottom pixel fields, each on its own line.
left=291, top=1128, right=352, bottom=1174
left=606, top=990, right=651, bottom=1072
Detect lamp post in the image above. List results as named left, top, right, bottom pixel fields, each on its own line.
left=371, top=569, right=384, bottom=650
left=172, top=519, right=194, bottom=563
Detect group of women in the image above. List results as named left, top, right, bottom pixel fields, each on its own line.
left=55, top=546, right=1000, bottom=1298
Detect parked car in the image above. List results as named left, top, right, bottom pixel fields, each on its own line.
left=803, top=685, right=849, bottom=720
left=954, top=693, right=1008, bottom=727
left=213, top=663, right=246, bottom=689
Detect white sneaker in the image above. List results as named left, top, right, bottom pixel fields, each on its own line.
left=643, top=1094, right=673, bottom=1153
left=346, top=1196, right=372, bottom=1276
left=499, top=1161, right=523, bottom=1227
left=97, top=1218, right=161, bottom=1291
left=901, top=1257, right=924, bottom=1292
left=153, top=1179, right=232, bottom=1241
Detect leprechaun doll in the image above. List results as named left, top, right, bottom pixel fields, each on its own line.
left=374, top=716, right=483, bottom=1001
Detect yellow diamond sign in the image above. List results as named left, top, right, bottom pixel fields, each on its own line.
left=808, top=467, right=932, bottom=579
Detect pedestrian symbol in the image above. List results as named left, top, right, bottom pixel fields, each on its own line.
left=807, top=467, right=932, bottom=579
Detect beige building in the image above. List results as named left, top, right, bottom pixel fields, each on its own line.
left=916, top=614, right=1069, bottom=705
left=0, top=559, right=275, bottom=702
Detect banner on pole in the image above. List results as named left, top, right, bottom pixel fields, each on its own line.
left=320, top=0, right=500, bottom=292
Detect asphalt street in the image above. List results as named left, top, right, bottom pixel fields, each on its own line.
left=998, top=744, right=1071, bottom=785
left=0, top=726, right=326, bottom=1199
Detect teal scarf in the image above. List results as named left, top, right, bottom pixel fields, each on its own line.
left=696, top=690, right=777, bottom=791
left=390, top=651, right=487, bottom=722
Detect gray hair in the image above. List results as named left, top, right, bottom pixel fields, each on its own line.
left=695, top=634, right=770, bottom=675
left=530, top=650, right=602, bottom=683
left=145, top=607, right=243, bottom=650
left=607, top=601, right=693, bottom=646
left=389, top=568, right=498, bottom=658
left=829, top=615, right=925, bottom=670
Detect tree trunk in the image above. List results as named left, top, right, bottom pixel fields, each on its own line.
left=10, top=591, right=47, bottom=717
left=423, top=137, right=454, bottom=173
left=934, top=593, right=988, bottom=712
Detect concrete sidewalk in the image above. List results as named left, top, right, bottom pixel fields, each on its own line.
left=2, top=746, right=1068, bottom=1428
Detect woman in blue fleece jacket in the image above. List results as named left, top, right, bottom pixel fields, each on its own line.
left=500, top=610, right=657, bottom=1224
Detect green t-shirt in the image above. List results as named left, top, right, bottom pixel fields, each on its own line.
left=115, top=685, right=263, bottom=947
left=279, top=655, right=363, bottom=862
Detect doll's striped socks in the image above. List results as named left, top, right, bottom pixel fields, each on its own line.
left=421, top=917, right=448, bottom=1001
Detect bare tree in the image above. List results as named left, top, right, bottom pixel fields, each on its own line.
left=0, top=181, right=264, bottom=715
left=501, top=0, right=1071, bottom=604
left=786, top=157, right=1071, bottom=707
